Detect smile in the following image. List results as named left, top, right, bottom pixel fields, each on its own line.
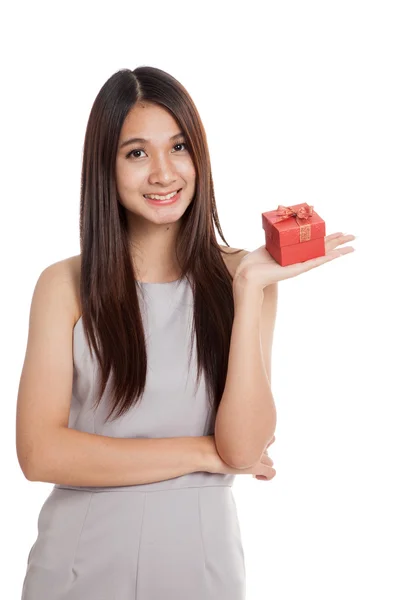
left=144, top=188, right=181, bottom=200
left=143, top=189, right=182, bottom=206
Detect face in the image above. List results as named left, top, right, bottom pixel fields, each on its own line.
left=115, top=101, right=196, bottom=226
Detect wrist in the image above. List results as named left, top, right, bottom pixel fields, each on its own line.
left=233, top=273, right=264, bottom=308
left=199, top=435, right=221, bottom=474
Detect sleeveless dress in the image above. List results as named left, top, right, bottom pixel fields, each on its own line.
left=21, top=275, right=246, bottom=599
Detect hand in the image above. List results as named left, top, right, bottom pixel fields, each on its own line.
left=234, top=232, right=356, bottom=290
left=253, top=435, right=276, bottom=481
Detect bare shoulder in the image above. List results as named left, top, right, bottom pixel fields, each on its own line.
left=49, top=249, right=245, bottom=318
left=219, top=245, right=249, bottom=279
left=38, top=254, right=82, bottom=325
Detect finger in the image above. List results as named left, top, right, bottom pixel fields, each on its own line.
left=326, top=234, right=356, bottom=252
left=324, top=232, right=344, bottom=242
left=338, top=246, right=355, bottom=255
left=253, top=471, right=275, bottom=480
left=263, top=439, right=275, bottom=454
left=301, top=246, right=355, bottom=270
left=325, top=246, right=355, bottom=260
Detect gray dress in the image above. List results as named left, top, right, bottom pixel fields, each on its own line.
left=21, top=275, right=246, bottom=599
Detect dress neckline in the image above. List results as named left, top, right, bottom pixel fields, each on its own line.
left=136, top=275, right=187, bottom=286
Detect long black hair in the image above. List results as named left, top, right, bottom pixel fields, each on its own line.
left=79, top=66, right=244, bottom=422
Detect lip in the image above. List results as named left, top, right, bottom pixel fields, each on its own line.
left=144, top=188, right=181, bottom=198
left=144, top=188, right=182, bottom=206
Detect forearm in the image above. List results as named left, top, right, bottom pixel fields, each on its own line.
left=215, top=283, right=277, bottom=469
left=26, top=428, right=213, bottom=486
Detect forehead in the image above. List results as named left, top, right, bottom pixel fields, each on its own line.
left=120, top=102, right=180, bottom=140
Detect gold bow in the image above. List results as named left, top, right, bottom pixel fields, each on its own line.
left=273, top=204, right=314, bottom=242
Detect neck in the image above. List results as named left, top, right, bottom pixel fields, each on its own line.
left=127, top=218, right=182, bottom=283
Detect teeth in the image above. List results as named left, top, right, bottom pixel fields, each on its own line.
left=144, top=190, right=178, bottom=200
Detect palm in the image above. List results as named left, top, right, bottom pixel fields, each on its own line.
left=236, top=232, right=356, bottom=289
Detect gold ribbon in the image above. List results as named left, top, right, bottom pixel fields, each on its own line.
left=273, top=204, right=314, bottom=242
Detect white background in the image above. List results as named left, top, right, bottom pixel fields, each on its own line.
left=1, top=1, right=399, bottom=598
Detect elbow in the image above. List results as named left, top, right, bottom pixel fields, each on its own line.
left=214, top=423, right=277, bottom=470
left=227, top=454, right=260, bottom=470
left=19, top=456, right=39, bottom=481
left=214, top=441, right=244, bottom=471
left=218, top=437, right=277, bottom=471
left=17, top=443, right=43, bottom=482
left=24, top=466, right=38, bottom=481
left=215, top=444, right=258, bottom=471
left=24, top=458, right=47, bottom=482
left=214, top=427, right=258, bottom=470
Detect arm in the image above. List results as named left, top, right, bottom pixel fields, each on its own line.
left=16, top=259, right=215, bottom=487
left=214, top=277, right=277, bottom=469
left=26, top=429, right=213, bottom=486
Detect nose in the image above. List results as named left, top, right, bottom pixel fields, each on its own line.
left=149, top=153, right=179, bottom=187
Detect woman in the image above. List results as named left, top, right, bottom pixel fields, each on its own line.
left=17, top=66, right=354, bottom=599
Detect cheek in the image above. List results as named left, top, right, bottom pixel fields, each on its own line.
left=181, top=162, right=196, bottom=182
left=116, top=164, right=140, bottom=191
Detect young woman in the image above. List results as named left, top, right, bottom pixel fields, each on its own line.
left=17, top=66, right=355, bottom=599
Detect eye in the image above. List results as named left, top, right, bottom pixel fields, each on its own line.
left=126, top=142, right=187, bottom=160
left=127, top=149, right=145, bottom=159
left=173, top=142, right=187, bottom=152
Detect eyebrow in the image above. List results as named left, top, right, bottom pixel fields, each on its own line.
left=119, top=132, right=185, bottom=149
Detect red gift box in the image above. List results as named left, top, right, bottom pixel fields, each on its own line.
left=262, top=203, right=326, bottom=266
